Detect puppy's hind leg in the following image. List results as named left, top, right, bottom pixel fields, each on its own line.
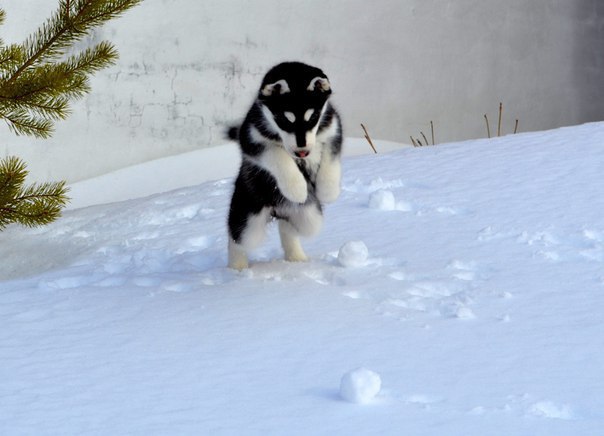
left=278, top=203, right=323, bottom=262
left=228, top=238, right=249, bottom=270
left=227, top=207, right=270, bottom=270
left=278, top=220, right=308, bottom=262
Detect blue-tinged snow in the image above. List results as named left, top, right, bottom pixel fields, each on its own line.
left=1, top=123, right=603, bottom=435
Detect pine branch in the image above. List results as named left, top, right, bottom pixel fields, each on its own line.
left=6, top=0, right=141, bottom=84
left=0, top=2, right=139, bottom=137
left=16, top=180, right=70, bottom=225
left=3, top=44, right=116, bottom=103
left=1, top=108, right=56, bottom=138
left=0, top=156, right=27, bottom=204
left=66, top=40, right=118, bottom=75
left=0, top=2, right=143, bottom=230
left=0, top=156, right=70, bottom=229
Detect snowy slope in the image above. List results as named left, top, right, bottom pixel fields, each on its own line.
left=66, top=138, right=405, bottom=209
left=1, top=123, right=604, bottom=435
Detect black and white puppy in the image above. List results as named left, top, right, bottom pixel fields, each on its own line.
left=227, top=62, right=343, bottom=269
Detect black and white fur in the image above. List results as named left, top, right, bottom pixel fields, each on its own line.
left=227, top=62, right=343, bottom=270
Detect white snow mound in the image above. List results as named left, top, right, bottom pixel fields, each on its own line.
left=337, top=241, right=369, bottom=267
left=369, top=189, right=396, bottom=211
left=340, top=368, right=382, bottom=404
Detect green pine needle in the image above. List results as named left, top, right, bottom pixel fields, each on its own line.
left=0, top=45, right=24, bottom=73
left=1, top=107, right=57, bottom=138
left=0, top=156, right=70, bottom=229
left=0, top=156, right=28, bottom=202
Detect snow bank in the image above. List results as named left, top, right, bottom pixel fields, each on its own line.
left=67, top=138, right=405, bottom=209
left=2, top=123, right=604, bottom=435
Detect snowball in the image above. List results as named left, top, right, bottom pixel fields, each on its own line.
left=339, top=368, right=382, bottom=404
left=368, top=189, right=396, bottom=211
left=337, top=241, right=369, bottom=267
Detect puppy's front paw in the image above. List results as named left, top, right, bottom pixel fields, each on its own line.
left=316, top=176, right=340, bottom=203
left=280, top=172, right=308, bottom=203
left=316, top=162, right=341, bottom=203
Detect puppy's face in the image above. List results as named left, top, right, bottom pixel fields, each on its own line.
left=259, top=66, right=332, bottom=159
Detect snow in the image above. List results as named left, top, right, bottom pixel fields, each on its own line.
left=368, top=189, right=396, bottom=211
left=339, top=368, right=382, bottom=404
left=337, top=240, right=369, bottom=268
left=2, top=123, right=604, bottom=435
left=66, top=138, right=404, bottom=210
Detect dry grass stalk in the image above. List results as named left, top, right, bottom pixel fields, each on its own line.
left=420, top=131, right=429, bottom=146
left=410, top=121, right=436, bottom=147
left=412, top=106, right=518, bottom=146
left=361, top=123, right=378, bottom=153
left=497, top=102, right=503, bottom=137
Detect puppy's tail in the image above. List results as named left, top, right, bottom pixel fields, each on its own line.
left=226, top=125, right=240, bottom=141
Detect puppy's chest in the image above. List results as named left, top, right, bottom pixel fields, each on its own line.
left=295, top=149, right=321, bottom=184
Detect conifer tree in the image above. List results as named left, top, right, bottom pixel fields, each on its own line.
left=0, top=0, right=143, bottom=230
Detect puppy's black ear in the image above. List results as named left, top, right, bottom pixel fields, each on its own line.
left=308, top=76, right=331, bottom=94
left=259, top=79, right=291, bottom=99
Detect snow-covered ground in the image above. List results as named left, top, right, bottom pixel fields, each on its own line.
left=1, top=124, right=604, bottom=435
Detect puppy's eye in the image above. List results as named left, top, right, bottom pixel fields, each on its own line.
left=283, top=112, right=296, bottom=123
left=304, top=109, right=315, bottom=122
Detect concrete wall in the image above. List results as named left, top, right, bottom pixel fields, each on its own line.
left=2, top=0, right=603, bottom=182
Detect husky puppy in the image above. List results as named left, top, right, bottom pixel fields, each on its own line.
left=227, top=62, right=343, bottom=270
